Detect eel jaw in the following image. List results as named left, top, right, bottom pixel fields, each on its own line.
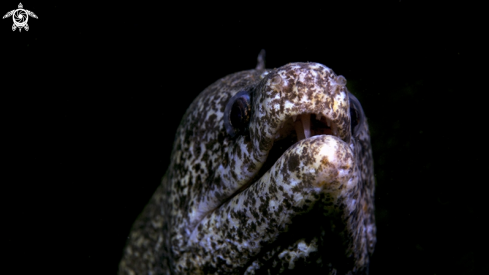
left=208, top=111, right=344, bottom=229
left=247, top=112, right=343, bottom=193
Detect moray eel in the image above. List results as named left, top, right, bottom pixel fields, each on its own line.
left=119, top=52, right=376, bottom=274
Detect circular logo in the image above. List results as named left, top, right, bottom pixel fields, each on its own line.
left=13, top=9, right=28, bottom=27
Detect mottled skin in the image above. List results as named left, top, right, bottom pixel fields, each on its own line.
left=119, top=56, right=375, bottom=274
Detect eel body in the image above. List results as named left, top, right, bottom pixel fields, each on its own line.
left=119, top=53, right=376, bottom=274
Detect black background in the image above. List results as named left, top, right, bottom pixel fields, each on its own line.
left=2, top=1, right=484, bottom=274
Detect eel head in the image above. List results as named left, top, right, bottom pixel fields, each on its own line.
left=120, top=60, right=376, bottom=275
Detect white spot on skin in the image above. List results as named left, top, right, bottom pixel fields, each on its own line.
left=284, top=100, right=294, bottom=109
left=310, top=69, right=318, bottom=78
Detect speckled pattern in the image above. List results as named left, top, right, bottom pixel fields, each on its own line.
left=119, top=55, right=376, bottom=274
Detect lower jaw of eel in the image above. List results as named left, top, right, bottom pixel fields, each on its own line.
left=250, top=112, right=341, bottom=188
left=183, top=114, right=357, bottom=272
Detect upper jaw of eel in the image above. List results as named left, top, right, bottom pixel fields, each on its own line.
left=253, top=62, right=352, bottom=155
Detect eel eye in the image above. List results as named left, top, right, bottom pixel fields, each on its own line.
left=231, top=96, right=251, bottom=129
left=348, top=92, right=365, bottom=137
left=224, top=90, right=252, bottom=137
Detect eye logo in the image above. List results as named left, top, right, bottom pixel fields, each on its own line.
left=3, top=3, right=38, bottom=32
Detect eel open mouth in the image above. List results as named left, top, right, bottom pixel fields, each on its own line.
left=293, top=113, right=338, bottom=141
